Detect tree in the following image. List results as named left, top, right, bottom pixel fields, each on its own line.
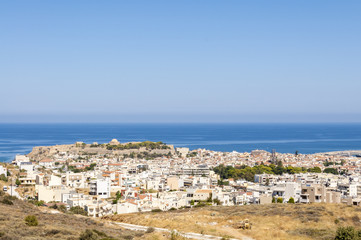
left=288, top=197, right=295, bottom=203
left=277, top=197, right=283, bottom=203
left=308, top=167, right=322, bottom=173
left=116, top=190, right=122, bottom=200
left=190, top=200, right=195, bottom=206
left=324, top=168, right=338, bottom=175
left=272, top=197, right=276, bottom=203
left=15, top=179, right=21, bottom=186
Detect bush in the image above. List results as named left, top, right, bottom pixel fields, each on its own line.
left=45, top=229, right=60, bottom=236
left=151, top=209, right=162, bottom=212
left=25, top=215, right=38, bottom=226
left=195, top=202, right=207, bottom=208
left=15, top=179, right=21, bottom=186
left=1, top=196, right=13, bottom=205
left=91, top=229, right=108, bottom=238
left=79, top=229, right=98, bottom=240
left=58, top=204, right=67, bottom=213
left=29, top=200, right=44, bottom=206
left=0, top=174, right=8, bottom=182
left=50, top=204, right=58, bottom=209
left=70, top=206, right=88, bottom=216
left=288, top=197, right=295, bottom=203
left=277, top=197, right=283, bottom=203
left=213, top=198, right=221, bottom=205
left=335, top=226, right=358, bottom=240
left=146, top=227, right=155, bottom=233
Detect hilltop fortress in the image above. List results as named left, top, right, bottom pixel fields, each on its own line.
left=27, top=139, right=176, bottom=161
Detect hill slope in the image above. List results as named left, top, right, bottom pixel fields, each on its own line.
left=0, top=194, right=144, bottom=240
left=106, top=203, right=361, bottom=240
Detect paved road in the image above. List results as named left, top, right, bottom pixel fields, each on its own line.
left=110, top=221, right=253, bottom=240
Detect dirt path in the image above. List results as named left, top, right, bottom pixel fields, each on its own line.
left=110, top=221, right=254, bottom=240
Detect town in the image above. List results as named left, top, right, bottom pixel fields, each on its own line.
left=1, top=139, right=361, bottom=218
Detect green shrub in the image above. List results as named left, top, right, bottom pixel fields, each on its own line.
left=25, top=215, right=38, bottom=226
left=151, top=209, right=162, bottom=212
left=288, top=197, right=295, bottom=203
left=29, top=200, right=44, bottom=206
left=213, top=198, right=221, bottom=205
left=277, top=197, right=283, bottom=203
left=1, top=196, right=13, bottom=205
left=69, top=206, right=88, bottom=216
left=335, top=226, right=357, bottom=240
left=195, top=202, right=207, bottom=208
left=0, top=174, right=8, bottom=182
left=79, top=229, right=98, bottom=240
left=92, top=229, right=107, bottom=237
left=58, top=204, right=67, bottom=213
left=15, top=179, right=21, bottom=186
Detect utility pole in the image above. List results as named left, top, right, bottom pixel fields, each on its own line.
left=10, top=175, right=13, bottom=196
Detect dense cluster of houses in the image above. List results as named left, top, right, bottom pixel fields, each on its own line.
left=4, top=140, right=361, bottom=218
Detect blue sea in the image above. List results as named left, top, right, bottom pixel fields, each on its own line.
left=1, top=123, right=361, bottom=162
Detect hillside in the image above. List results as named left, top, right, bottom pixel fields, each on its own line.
left=0, top=193, right=157, bottom=240
left=105, top=203, right=361, bottom=240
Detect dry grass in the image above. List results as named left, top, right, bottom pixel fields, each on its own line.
left=0, top=194, right=146, bottom=240
left=105, top=203, right=361, bottom=240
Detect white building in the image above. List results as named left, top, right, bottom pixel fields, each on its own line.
left=89, top=178, right=110, bottom=199
left=0, top=166, right=7, bottom=176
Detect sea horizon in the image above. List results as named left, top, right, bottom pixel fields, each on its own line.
left=1, top=122, right=361, bottom=162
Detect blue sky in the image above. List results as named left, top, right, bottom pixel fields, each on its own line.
left=1, top=1, right=361, bottom=123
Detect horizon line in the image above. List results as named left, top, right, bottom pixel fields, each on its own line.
left=1, top=122, right=361, bottom=124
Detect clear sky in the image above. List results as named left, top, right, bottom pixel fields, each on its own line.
left=1, top=1, right=361, bottom=123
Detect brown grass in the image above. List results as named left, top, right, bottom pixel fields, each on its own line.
left=105, top=203, right=361, bottom=240
left=0, top=193, right=146, bottom=240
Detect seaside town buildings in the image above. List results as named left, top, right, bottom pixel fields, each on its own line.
left=3, top=139, right=361, bottom=218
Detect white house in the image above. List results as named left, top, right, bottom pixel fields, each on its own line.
left=0, top=166, right=7, bottom=176
left=89, top=178, right=110, bottom=199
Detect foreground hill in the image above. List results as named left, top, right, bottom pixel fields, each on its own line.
left=0, top=193, right=149, bottom=240
left=106, top=203, right=361, bottom=240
